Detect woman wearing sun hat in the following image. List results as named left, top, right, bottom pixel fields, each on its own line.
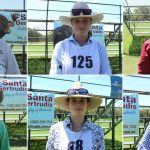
left=0, top=14, right=20, bottom=74
left=46, top=81, right=104, bottom=150
left=50, top=1, right=111, bottom=75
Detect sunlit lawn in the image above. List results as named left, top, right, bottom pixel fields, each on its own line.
left=123, top=54, right=140, bottom=74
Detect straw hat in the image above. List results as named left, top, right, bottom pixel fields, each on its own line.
left=55, top=81, right=102, bottom=111
left=0, top=14, right=14, bottom=28
left=59, top=1, right=103, bottom=26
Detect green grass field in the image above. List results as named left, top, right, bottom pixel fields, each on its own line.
left=27, top=41, right=120, bottom=57
left=123, top=54, right=140, bottom=74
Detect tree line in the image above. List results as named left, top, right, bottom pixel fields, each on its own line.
left=124, top=7, right=150, bottom=21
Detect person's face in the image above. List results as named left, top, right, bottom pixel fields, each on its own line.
left=67, top=97, right=89, bottom=116
left=0, top=22, right=10, bottom=34
left=71, top=17, right=91, bottom=37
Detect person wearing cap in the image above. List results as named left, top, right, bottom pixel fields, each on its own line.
left=138, top=123, right=150, bottom=150
left=50, top=1, right=111, bottom=74
left=46, top=81, right=104, bottom=150
left=0, top=14, right=20, bottom=74
left=138, top=39, right=150, bottom=74
left=0, top=90, right=11, bottom=150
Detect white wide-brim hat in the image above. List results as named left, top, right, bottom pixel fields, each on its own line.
left=59, top=1, right=103, bottom=26
left=55, top=81, right=102, bottom=111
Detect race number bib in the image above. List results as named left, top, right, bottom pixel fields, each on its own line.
left=71, top=55, right=93, bottom=68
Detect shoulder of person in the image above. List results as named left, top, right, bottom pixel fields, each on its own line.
left=0, top=39, right=7, bottom=46
left=0, top=39, right=11, bottom=50
left=50, top=121, right=63, bottom=131
left=90, top=38, right=105, bottom=47
left=88, top=122, right=104, bottom=133
left=54, top=38, right=68, bottom=48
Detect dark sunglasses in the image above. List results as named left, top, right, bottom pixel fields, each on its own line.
left=71, top=9, right=92, bottom=16
left=67, top=88, right=89, bottom=96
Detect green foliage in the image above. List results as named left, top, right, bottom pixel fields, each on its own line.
left=6, top=123, right=26, bottom=147
left=124, top=7, right=150, bottom=21
left=28, top=58, right=50, bottom=74
left=109, top=56, right=121, bottom=74
left=30, top=140, right=46, bottom=150
left=129, top=36, right=150, bottom=55
left=123, top=23, right=133, bottom=54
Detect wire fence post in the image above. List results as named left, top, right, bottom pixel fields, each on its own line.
left=112, top=99, right=115, bottom=150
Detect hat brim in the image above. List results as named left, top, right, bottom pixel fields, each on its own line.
left=55, top=95, right=102, bottom=111
left=59, top=13, right=103, bottom=26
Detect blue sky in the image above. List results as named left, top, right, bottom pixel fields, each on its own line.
left=28, top=75, right=150, bottom=107
left=27, top=0, right=122, bottom=32
left=1, top=0, right=150, bottom=34
left=123, top=75, right=150, bottom=106
left=0, top=0, right=26, bottom=10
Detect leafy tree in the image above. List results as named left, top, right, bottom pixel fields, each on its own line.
left=28, top=28, right=44, bottom=42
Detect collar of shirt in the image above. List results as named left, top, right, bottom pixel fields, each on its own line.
left=65, top=119, right=93, bottom=131
left=69, top=35, right=92, bottom=46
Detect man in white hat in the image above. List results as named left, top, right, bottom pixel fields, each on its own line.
left=46, top=81, right=104, bottom=150
left=0, top=14, right=20, bottom=75
left=50, top=1, right=111, bottom=75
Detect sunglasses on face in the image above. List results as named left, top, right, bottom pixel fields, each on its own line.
left=67, top=88, right=89, bottom=96
left=71, top=9, right=92, bottom=16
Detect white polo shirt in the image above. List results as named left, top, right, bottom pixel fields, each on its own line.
left=50, top=36, right=111, bottom=74
left=0, top=39, right=20, bottom=74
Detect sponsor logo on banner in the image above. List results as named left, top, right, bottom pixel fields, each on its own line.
left=0, top=78, right=27, bottom=110
left=123, top=93, right=139, bottom=135
left=110, top=76, right=122, bottom=99
left=91, top=24, right=104, bottom=44
left=0, top=11, right=27, bottom=44
left=28, top=92, right=54, bottom=128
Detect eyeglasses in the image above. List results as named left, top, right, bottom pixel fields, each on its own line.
left=71, top=9, right=92, bottom=16
left=67, top=88, right=89, bottom=96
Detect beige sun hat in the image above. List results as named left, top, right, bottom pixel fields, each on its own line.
left=59, top=1, right=103, bottom=26
left=55, top=81, right=102, bottom=111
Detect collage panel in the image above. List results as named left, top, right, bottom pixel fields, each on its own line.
left=28, top=75, right=122, bottom=150
left=123, top=0, right=150, bottom=74
left=123, top=75, right=150, bottom=149
left=0, top=0, right=150, bottom=150
left=0, top=0, right=27, bottom=75
left=28, top=0, right=122, bottom=74
left=0, top=75, right=27, bottom=150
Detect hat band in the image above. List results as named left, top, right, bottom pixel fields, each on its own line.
left=67, top=88, right=89, bottom=96
left=71, top=9, right=92, bottom=16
